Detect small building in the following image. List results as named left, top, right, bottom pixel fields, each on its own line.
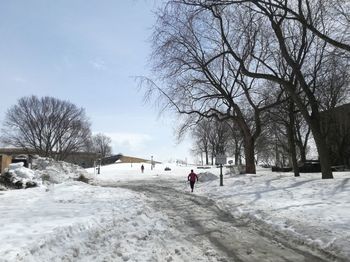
left=0, top=154, right=12, bottom=174
left=117, top=155, right=161, bottom=165
left=320, top=103, right=350, bottom=168
left=64, top=152, right=98, bottom=168
left=0, top=148, right=99, bottom=172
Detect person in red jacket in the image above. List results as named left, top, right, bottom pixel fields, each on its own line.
left=187, top=169, right=199, bottom=192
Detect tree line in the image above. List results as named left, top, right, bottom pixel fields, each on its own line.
left=1, top=95, right=113, bottom=160
left=142, top=0, right=350, bottom=179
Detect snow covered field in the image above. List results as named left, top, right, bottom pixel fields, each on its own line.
left=0, top=160, right=349, bottom=261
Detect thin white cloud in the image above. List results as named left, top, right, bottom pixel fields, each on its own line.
left=103, top=132, right=152, bottom=153
left=13, top=76, right=27, bottom=83
left=89, top=59, right=107, bottom=71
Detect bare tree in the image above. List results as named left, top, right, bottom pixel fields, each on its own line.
left=225, top=121, right=244, bottom=165
left=1, top=96, right=91, bottom=160
left=294, top=113, right=311, bottom=164
left=184, top=0, right=350, bottom=52
left=91, top=133, right=112, bottom=158
left=146, top=0, right=350, bottom=178
left=144, top=3, right=284, bottom=173
left=266, top=99, right=301, bottom=176
left=207, top=119, right=232, bottom=164
left=316, top=51, right=350, bottom=111
left=181, top=116, right=243, bottom=166
left=254, top=130, right=275, bottom=167
left=189, top=118, right=211, bottom=165
left=174, top=0, right=350, bottom=179
left=265, top=102, right=311, bottom=170
left=260, top=0, right=350, bottom=52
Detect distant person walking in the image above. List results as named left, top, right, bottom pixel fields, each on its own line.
left=187, top=169, right=199, bottom=192
left=141, top=164, right=144, bottom=173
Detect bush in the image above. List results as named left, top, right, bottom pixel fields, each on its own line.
left=75, top=174, right=90, bottom=184
left=0, top=172, right=38, bottom=189
left=299, top=161, right=321, bottom=173
left=272, top=166, right=293, bottom=172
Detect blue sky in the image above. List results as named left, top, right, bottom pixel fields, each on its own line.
left=0, top=0, right=193, bottom=163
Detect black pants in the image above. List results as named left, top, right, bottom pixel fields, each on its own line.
left=190, top=181, right=195, bottom=191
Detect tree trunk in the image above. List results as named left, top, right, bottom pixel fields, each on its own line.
left=296, top=140, right=307, bottom=164
left=234, top=141, right=240, bottom=165
left=244, top=136, right=256, bottom=174
left=310, top=118, right=333, bottom=179
left=205, top=150, right=209, bottom=165
left=287, top=102, right=300, bottom=177
left=235, top=114, right=257, bottom=174
left=275, top=139, right=280, bottom=167
left=295, top=123, right=309, bottom=165
left=235, top=152, right=239, bottom=165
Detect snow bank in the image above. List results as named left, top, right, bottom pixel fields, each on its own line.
left=32, top=157, right=93, bottom=184
left=0, top=157, right=94, bottom=190
left=8, top=162, right=36, bottom=180
left=0, top=182, right=171, bottom=261
left=198, top=172, right=218, bottom=182
left=0, top=162, right=41, bottom=189
left=193, top=169, right=350, bottom=260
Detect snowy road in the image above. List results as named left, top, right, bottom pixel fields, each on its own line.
left=3, top=161, right=349, bottom=261
left=106, top=179, right=333, bottom=262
